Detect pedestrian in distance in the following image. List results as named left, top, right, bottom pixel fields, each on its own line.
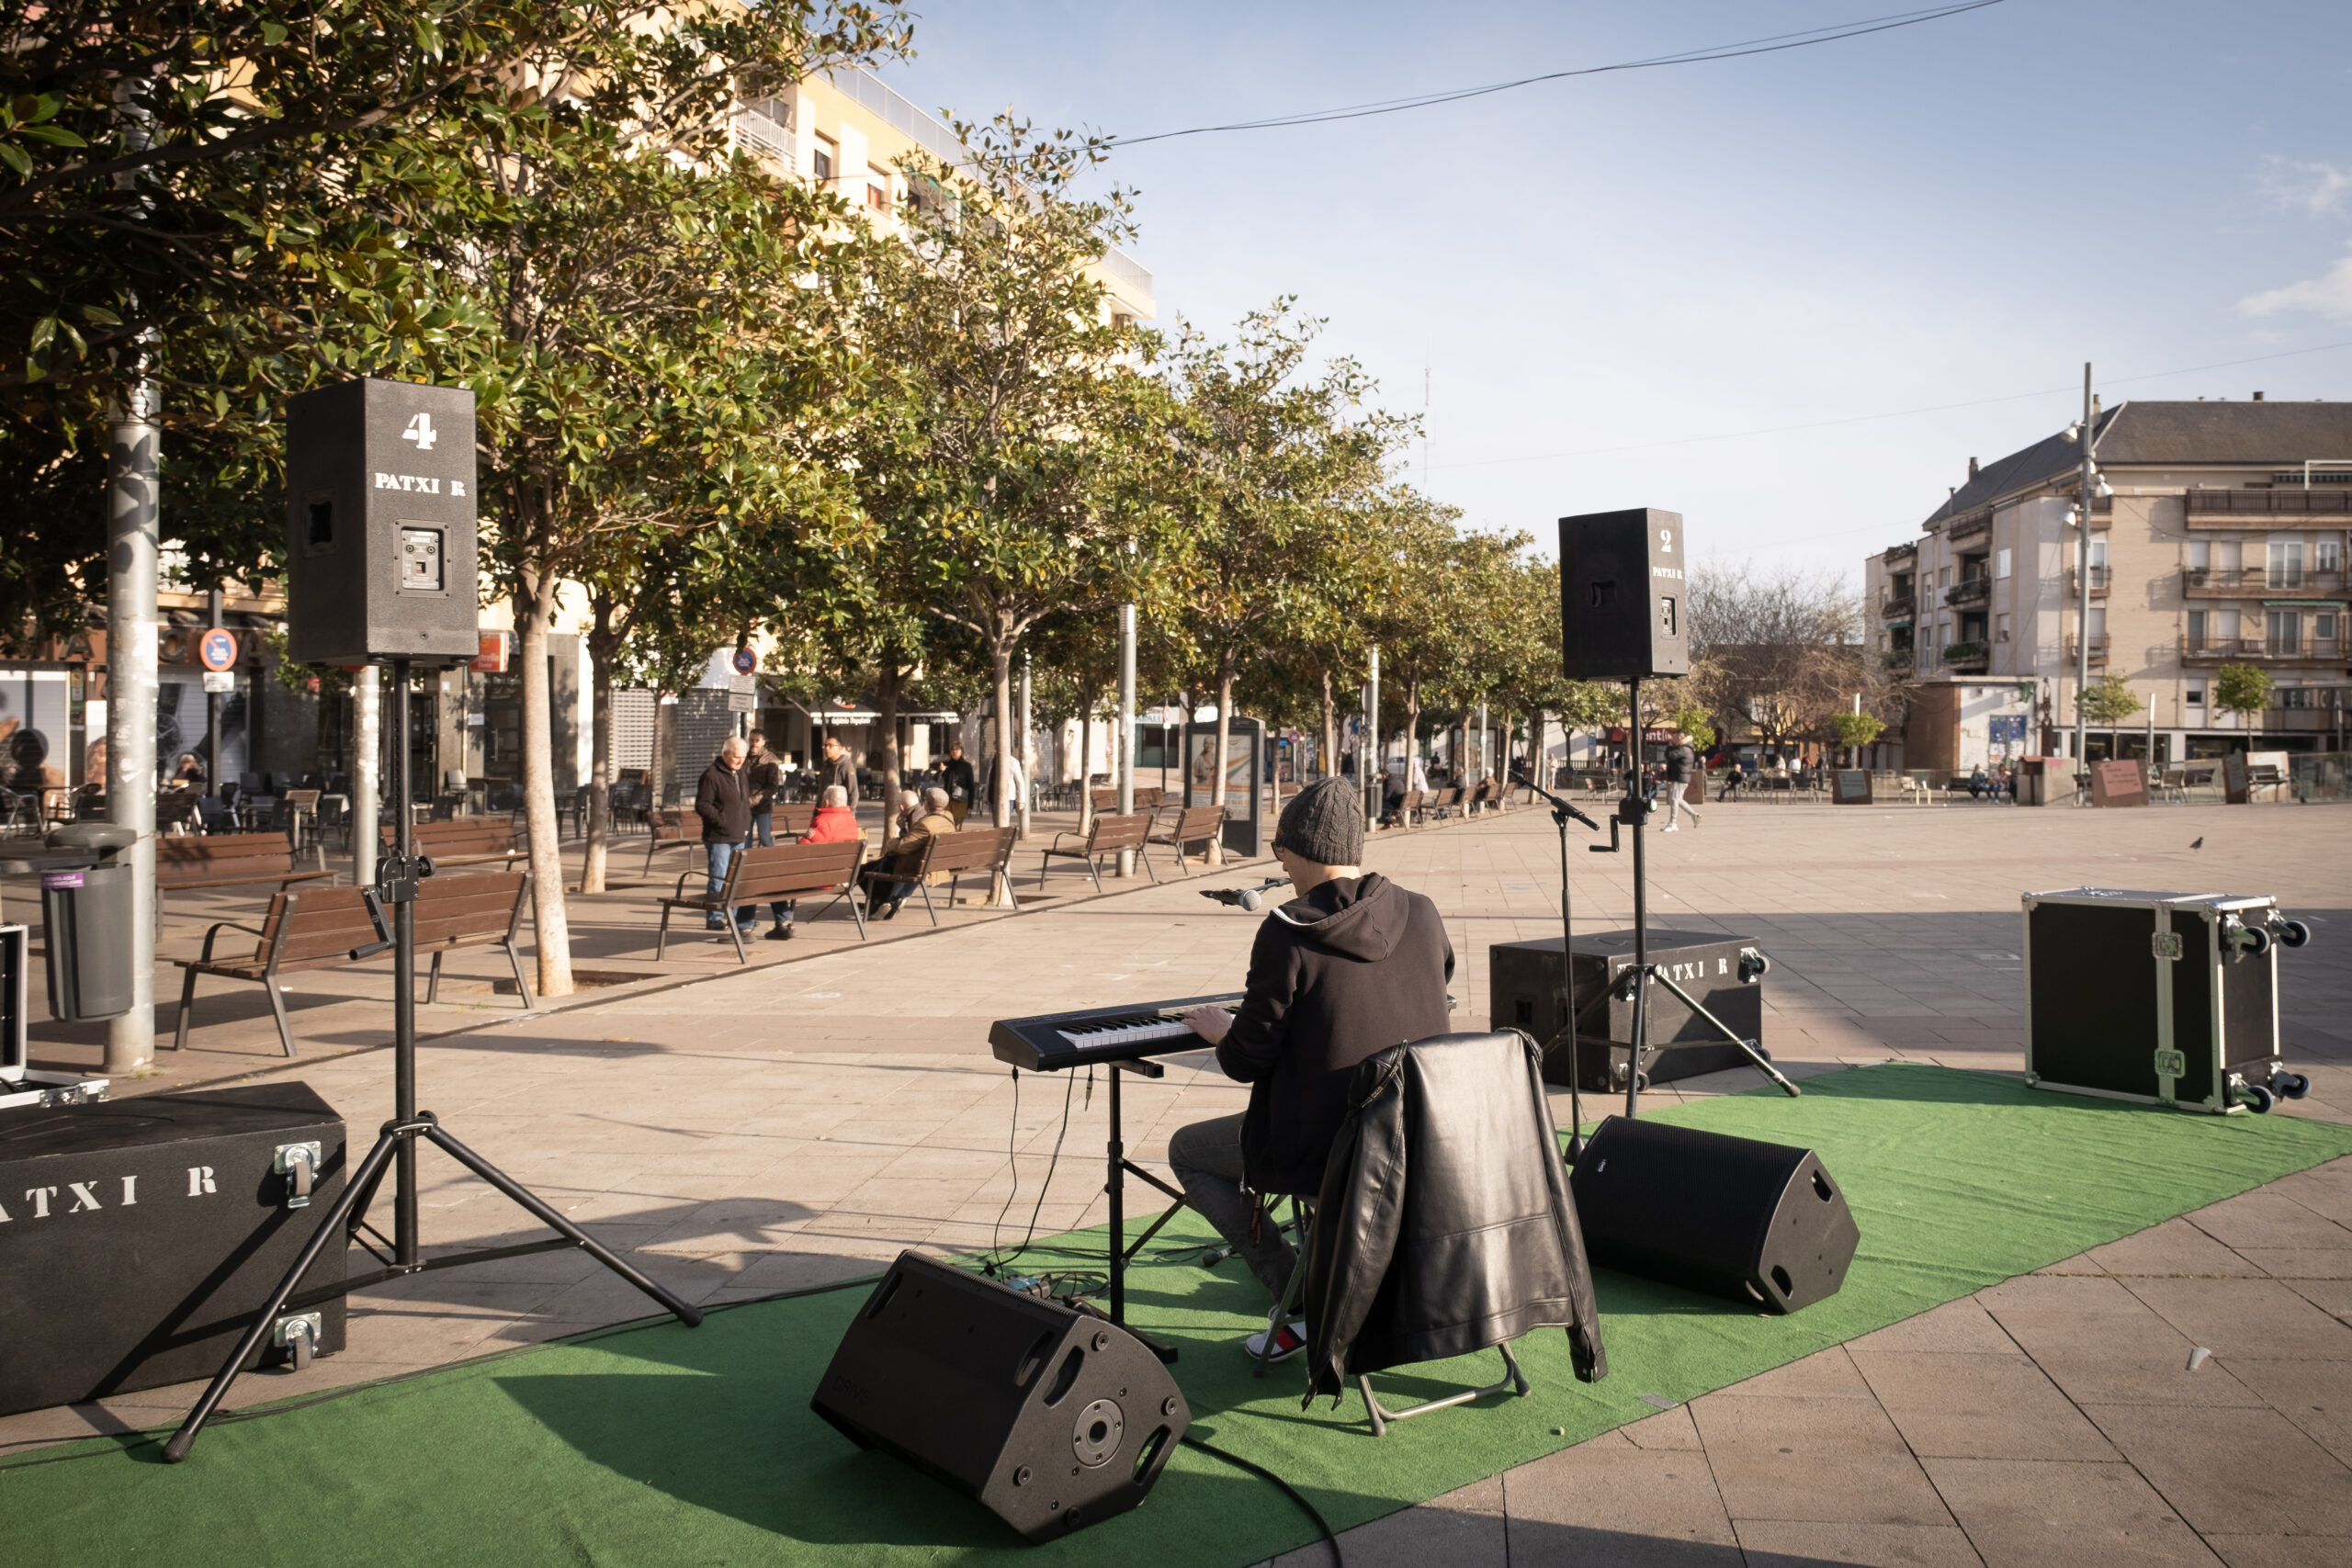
left=742, top=731, right=794, bottom=939
left=1661, top=730, right=1702, bottom=832
left=941, top=741, right=977, bottom=827
left=1968, top=763, right=1991, bottom=801
left=819, top=733, right=857, bottom=807
left=694, top=737, right=756, bottom=938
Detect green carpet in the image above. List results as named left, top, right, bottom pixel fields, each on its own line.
left=7, top=1064, right=2351, bottom=1567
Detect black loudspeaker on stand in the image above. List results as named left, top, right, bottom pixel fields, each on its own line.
left=813, top=1252, right=1188, bottom=1541
left=164, top=383, right=703, bottom=1461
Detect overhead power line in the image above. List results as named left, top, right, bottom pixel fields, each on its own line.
left=1429, top=337, right=2352, bottom=473
left=1113, top=2, right=2007, bottom=147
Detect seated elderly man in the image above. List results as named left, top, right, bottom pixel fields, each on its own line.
left=872, top=785, right=956, bottom=920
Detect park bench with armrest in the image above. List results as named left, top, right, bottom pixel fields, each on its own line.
left=1039, top=811, right=1157, bottom=894
left=154, top=833, right=333, bottom=893
left=655, top=839, right=866, bottom=962
left=640, top=804, right=817, bottom=874
left=1422, top=785, right=1465, bottom=821
left=171, top=872, right=533, bottom=1058
left=858, top=825, right=1021, bottom=924
left=1384, top=787, right=1422, bottom=829
left=1147, top=804, right=1227, bottom=874
left=1090, top=785, right=1167, bottom=811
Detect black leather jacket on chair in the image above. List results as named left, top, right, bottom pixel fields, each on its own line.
left=1299, top=1031, right=1608, bottom=1400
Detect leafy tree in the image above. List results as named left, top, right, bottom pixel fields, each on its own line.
left=1830, top=710, right=1886, bottom=762
left=2075, top=675, right=2143, bottom=727
left=853, top=118, right=1178, bottom=839
left=1161, top=304, right=1402, bottom=855
left=2213, top=664, right=2273, bottom=720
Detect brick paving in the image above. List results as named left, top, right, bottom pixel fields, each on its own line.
left=6, top=792, right=2352, bottom=1566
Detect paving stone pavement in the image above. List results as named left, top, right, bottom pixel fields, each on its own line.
left=7, top=794, right=2352, bottom=1568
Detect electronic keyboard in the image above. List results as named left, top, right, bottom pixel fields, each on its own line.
left=988, top=993, right=1244, bottom=1073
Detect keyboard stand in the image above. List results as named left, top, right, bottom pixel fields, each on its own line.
left=1106, top=1058, right=1182, bottom=1364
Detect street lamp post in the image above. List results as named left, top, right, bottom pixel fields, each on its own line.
left=2074, top=362, right=2095, bottom=786
left=1116, top=602, right=1136, bottom=876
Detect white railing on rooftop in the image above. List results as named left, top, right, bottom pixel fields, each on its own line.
left=732, top=101, right=796, bottom=166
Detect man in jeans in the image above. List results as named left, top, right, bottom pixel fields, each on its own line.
left=1661, top=730, right=1702, bottom=832
left=694, top=737, right=755, bottom=937
left=1169, top=779, right=1454, bottom=1360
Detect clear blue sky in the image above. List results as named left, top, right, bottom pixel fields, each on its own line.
left=870, top=1, right=2352, bottom=581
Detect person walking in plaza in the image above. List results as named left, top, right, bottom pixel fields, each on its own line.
left=941, top=741, right=977, bottom=827
left=694, top=737, right=756, bottom=939
left=1661, top=730, right=1702, bottom=831
left=872, top=785, right=957, bottom=919
left=741, top=732, right=795, bottom=939
left=1169, top=778, right=1454, bottom=1361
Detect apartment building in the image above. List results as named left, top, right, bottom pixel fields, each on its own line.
left=1865, top=400, right=2352, bottom=771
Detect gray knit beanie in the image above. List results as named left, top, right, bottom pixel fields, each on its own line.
left=1272, top=778, right=1364, bottom=867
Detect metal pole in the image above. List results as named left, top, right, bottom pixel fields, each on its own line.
left=205, top=586, right=224, bottom=802
left=1117, top=603, right=1136, bottom=875
left=104, top=373, right=160, bottom=1076
left=352, top=665, right=379, bottom=887
left=1625, top=676, right=1649, bottom=1120
left=2075, top=362, right=2093, bottom=785
left=390, top=659, right=417, bottom=1266
left=1366, top=644, right=1381, bottom=826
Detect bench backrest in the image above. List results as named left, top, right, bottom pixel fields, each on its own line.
left=247, top=874, right=526, bottom=964
left=1431, top=787, right=1464, bottom=807
left=156, top=835, right=298, bottom=882
left=924, top=826, right=1018, bottom=874
left=725, top=840, right=863, bottom=901
left=646, top=808, right=691, bottom=841
left=1167, top=805, right=1226, bottom=844
left=1085, top=811, right=1154, bottom=852
left=774, top=803, right=817, bottom=837
left=1091, top=786, right=1168, bottom=811
left=1469, top=780, right=1496, bottom=803
left=384, top=819, right=517, bottom=855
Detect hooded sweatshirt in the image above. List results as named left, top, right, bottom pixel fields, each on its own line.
left=1215, top=872, right=1455, bottom=1195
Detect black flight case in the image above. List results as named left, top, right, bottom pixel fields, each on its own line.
left=2021, top=887, right=2313, bottom=1115
left=0, top=1080, right=348, bottom=1416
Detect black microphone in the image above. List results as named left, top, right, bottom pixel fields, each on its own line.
left=1525, top=779, right=1601, bottom=831
left=1200, top=876, right=1291, bottom=911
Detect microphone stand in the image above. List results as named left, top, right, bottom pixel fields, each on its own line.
left=1521, top=773, right=1600, bottom=1160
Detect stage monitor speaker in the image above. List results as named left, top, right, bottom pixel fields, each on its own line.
left=812, top=1251, right=1189, bottom=1541
left=1569, top=1117, right=1858, bottom=1314
left=1559, top=507, right=1689, bottom=680
left=283, top=377, right=481, bottom=667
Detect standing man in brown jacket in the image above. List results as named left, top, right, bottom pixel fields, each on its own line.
left=694, top=737, right=754, bottom=937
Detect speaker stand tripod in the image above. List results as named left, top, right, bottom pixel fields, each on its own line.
left=163, top=658, right=703, bottom=1463
left=1582, top=678, right=1801, bottom=1121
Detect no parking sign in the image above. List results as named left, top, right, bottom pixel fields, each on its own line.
left=198, top=628, right=239, bottom=671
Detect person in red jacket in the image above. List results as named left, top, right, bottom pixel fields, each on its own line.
left=765, top=784, right=861, bottom=937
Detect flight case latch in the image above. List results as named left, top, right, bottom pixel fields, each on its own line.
left=2151, top=931, right=2183, bottom=961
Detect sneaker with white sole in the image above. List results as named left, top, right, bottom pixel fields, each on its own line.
left=1243, top=1318, right=1308, bottom=1363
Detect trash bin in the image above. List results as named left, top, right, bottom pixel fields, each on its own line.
left=42, top=822, right=136, bottom=1022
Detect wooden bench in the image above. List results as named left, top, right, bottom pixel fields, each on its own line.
left=1089, top=785, right=1167, bottom=811
left=171, top=873, right=533, bottom=1057
left=655, top=839, right=866, bottom=962
left=859, top=825, right=1022, bottom=923
left=1466, top=778, right=1499, bottom=814
left=382, top=818, right=526, bottom=870
left=1148, top=804, right=1227, bottom=874
left=639, top=804, right=819, bottom=874
left=154, top=834, right=334, bottom=893
left=1038, top=811, right=1158, bottom=894
left=1383, top=787, right=1422, bottom=829
left=1420, top=785, right=1464, bottom=822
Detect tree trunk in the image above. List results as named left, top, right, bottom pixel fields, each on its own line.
left=651, top=694, right=677, bottom=809
left=1406, top=680, right=1423, bottom=784
left=580, top=593, right=621, bottom=895
left=1209, top=654, right=1237, bottom=866
left=989, top=637, right=1015, bottom=903
left=1077, top=689, right=1094, bottom=836
left=514, top=571, right=574, bottom=999
left=1319, top=666, right=1338, bottom=784
left=875, top=662, right=905, bottom=806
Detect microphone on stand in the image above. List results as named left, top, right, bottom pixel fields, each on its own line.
left=1200, top=876, right=1291, bottom=911
left=1525, top=778, right=1602, bottom=832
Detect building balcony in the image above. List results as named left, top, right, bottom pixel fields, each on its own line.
left=2061, top=635, right=2110, bottom=668
left=1946, top=512, right=1992, bottom=544
left=2067, top=565, right=2109, bottom=597
left=2181, top=635, right=2346, bottom=663
left=1945, top=577, right=1991, bottom=608
left=1883, top=648, right=1917, bottom=673
left=2184, top=488, right=2352, bottom=525
left=1880, top=592, right=1916, bottom=620
left=1943, top=641, right=1990, bottom=671
left=1883, top=541, right=1918, bottom=565
left=2182, top=566, right=2346, bottom=597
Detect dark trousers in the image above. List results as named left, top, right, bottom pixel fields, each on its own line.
left=750, top=812, right=792, bottom=925
left=1167, top=1113, right=1295, bottom=1303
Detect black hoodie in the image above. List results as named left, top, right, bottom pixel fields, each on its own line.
left=1215, top=872, right=1455, bottom=1195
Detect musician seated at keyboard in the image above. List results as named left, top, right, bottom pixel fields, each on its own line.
left=1170, top=777, right=1453, bottom=1362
